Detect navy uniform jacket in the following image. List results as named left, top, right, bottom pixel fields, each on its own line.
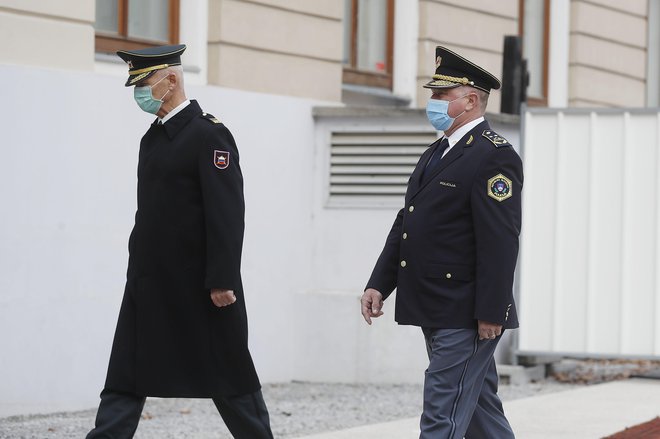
left=104, top=100, right=260, bottom=398
left=366, top=120, right=523, bottom=329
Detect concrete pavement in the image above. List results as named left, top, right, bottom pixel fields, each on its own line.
left=294, top=378, right=660, bottom=439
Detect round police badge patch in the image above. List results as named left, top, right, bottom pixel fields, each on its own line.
left=487, top=173, right=512, bottom=202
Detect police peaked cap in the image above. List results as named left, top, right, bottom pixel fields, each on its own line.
left=424, top=46, right=501, bottom=93
left=117, top=44, right=186, bottom=86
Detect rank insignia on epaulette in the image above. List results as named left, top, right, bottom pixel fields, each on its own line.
left=487, top=173, right=512, bottom=202
left=482, top=130, right=510, bottom=147
left=214, top=150, right=230, bottom=169
left=202, top=112, right=221, bottom=124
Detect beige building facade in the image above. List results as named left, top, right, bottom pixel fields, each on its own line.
left=0, top=0, right=95, bottom=71
left=569, top=0, right=649, bottom=107
left=0, top=0, right=660, bottom=112
left=416, top=0, right=519, bottom=111
left=2, top=0, right=658, bottom=108
left=207, top=0, right=344, bottom=101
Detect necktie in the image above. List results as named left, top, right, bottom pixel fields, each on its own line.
left=421, top=138, right=450, bottom=184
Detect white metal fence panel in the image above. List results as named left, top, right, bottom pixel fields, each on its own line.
left=519, top=108, right=660, bottom=358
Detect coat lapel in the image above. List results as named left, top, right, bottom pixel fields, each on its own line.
left=409, top=120, right=490, bottom=200
left=408, top=138, right=442, bottom=194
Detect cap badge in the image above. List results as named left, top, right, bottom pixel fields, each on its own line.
left=214, top=150, right=230, bottom=170
left=487, top=173, right=512, bottom=202
left=435, top=56, right=442, bottom=69
left=127, top=60, right=134, bottom=69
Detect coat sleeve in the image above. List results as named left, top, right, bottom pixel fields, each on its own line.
left=198, top=124, right=245, bottom=291
left=365, top=208, right=404, bottom=300
left=470, top=147, right=523, bottom=325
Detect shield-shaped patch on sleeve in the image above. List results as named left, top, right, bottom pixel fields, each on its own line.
left=214, top=150, right=230, bottom=169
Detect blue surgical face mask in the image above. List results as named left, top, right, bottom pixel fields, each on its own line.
left=426, top=94, right=469, bottom=131
left=133, top=74, right=169, bottom=114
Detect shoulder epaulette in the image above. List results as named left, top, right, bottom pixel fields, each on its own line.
left=201, top=112, right=221, bottom=124
left=482, top=130, right=511, bottom=148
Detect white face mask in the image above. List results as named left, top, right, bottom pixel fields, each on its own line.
left=425, top=93, right=469, bottom=131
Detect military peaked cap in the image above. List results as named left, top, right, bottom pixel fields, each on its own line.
left=117, top=44, right=186, bottom=86
left=424, top=46, right=501, bottom=93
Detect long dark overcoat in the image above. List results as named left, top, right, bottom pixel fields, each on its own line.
left=367, top=120, right=523, bottom=329
left=104, top=100, right=260, bottom=398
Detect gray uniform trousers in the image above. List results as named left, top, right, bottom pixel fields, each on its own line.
left=420, top=328, right=515, bottom=439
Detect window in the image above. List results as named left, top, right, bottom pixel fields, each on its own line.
left=343, top=0, right=395, bottom=89
left=519, top=0, right=550, bottom=105
left=94, top=0, right=180, bottom=53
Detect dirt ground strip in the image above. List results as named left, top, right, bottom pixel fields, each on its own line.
left=604, top=416, right=660, bottom=438
left=549, top=358, right=660, bottom=384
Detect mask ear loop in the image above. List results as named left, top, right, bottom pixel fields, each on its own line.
left=449, top=93, right=473, bottom=121
left=157, top=89, right=170, bottom=102
left=151, top=73, right=171, bottom=102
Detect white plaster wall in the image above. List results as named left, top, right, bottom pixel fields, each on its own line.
left=295, top=114, right=435, bottom=383
left=0, top=63, right=435, bottom=417
left=0, top=63, right=320, bottom=416
left=548, top=0, right=569, bottom=107
left=0, top=63, right=524, bottom=417
left=393, top=0, right=420, bottom=106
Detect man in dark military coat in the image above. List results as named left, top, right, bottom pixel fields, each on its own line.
left=87, top=45, right=273, bottom=439
left=361, top=46, right=522, bottom=438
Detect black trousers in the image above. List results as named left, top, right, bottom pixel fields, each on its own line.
left=86, top=389, right=274, bottom=439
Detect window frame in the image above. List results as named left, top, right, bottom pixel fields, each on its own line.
left=343, top=0, right=395, bottom=89
left=95, top=0, right=180, bottom=53
left=519, top=0, right=550, bottom=107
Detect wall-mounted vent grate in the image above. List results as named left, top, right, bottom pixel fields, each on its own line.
left=329, top=131, right=437, bottom=204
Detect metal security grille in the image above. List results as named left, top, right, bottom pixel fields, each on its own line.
left=329, top=131, right=437, bottom=204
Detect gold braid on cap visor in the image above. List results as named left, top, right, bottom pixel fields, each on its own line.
left=129, top=72, right=150, bottom=85
left=128, top=63, right=171, bottom=75
left=432, top=74, right=474, bottom=86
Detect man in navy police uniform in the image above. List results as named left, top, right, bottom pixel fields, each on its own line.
left=87, top=45, right=273, bottom=439
left=361, top=46, right=523, bottom=438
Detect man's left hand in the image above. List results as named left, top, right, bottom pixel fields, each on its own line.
left=211, top=289, right=237, bottom=308
left=478, top=320, right=502, bottom=340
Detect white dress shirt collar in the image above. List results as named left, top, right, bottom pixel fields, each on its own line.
left=159, top=99, right=191, bottom=124
left=440, top=116, right=485, bottom=158
left=446, top=116, right=485, bottom=147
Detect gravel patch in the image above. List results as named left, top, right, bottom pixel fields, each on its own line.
left=4, top=359, right=657, bottom=438
left=0, top=379, right=577, bottom=439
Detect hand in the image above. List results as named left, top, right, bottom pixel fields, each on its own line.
left=478, top=320, right=502, bottom=340
left=361, top=288, right=384, bottom=325
left=210, top=289, right=237, bottom=308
